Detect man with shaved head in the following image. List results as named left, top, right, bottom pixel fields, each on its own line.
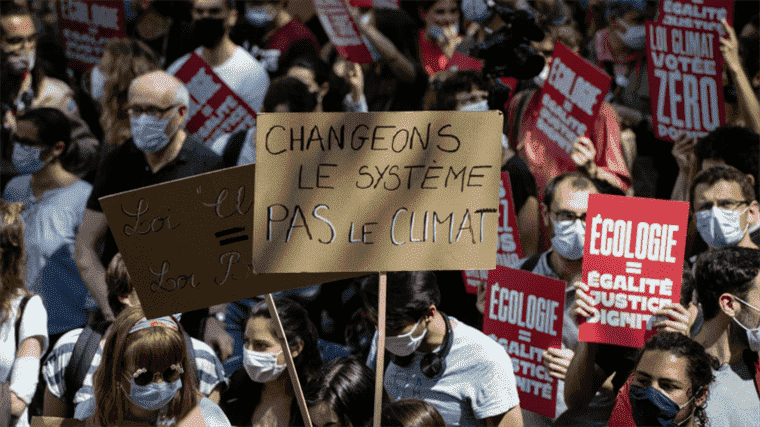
left=75, top=71, right=224, bottom=322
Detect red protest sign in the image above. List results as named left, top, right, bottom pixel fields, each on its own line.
left=57, top=0, right=126, bottom=71
left=646, top=21, right=725, bottom=143
left=172, top=53, right=257, bottom=144
left=312, top=0, right=373, bottom=63
left=534, top=42, right=611, bottom=160
left=463, top=173, right=524, bottom=294
left=483, top=267, right=564, bottom=419
left=578, top=195, right=689, bottom=348
left=657, top=0, right=734, bottom=34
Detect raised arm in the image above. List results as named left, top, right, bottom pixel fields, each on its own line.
left=75, top=209, right=115, bottom=322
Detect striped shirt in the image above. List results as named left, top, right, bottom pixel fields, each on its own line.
left=43, top=328, right=227, bottom=404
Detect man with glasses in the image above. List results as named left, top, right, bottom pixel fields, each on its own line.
left=167, top=0, right=269, bottom=115
left=690, top=165, right=759, bottom=251
left=1, top=3, right=98, bottom=186
left=74, top=71, right=224, bottom=323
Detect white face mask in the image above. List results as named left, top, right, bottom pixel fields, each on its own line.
left=385, top=318, right=428, bottom=357
left=616, top=21, right=646, bottom=50
left=90, top=65, right=106, bottom=103
left=732, top=295, right=760, bottom=352
left=4, top=50, right=35, bottom=74
left=245, top=5, right=276, bottom=26
left=130, top=114, right=174, bottom=154
left=533, top=63, right=550, bottom=87
left=551, top=219, right=585, bottom=261
left=695, top=206, right=749, bottom=249
left=243, top=347, right=287, bottom=383
left=458, top=99, right=489, bottom=111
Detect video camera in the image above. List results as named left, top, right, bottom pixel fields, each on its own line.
left=472, top=4, right=546, bottom=80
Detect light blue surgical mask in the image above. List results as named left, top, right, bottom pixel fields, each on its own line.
left=462, top=0, right=492, bottom=23
left=695, top=206, right=749, bottom=249
left=12, top=142, right=47, bottom=174
left=458, top=99, right=489, bottom=111
left=130, top=114, right=172, bottom=154
left=551, top=219, right=585, bottom=261
left=427, top=23, right=459, bottom=41
left=125, top=379, right=182, bottom=411
left=246, top=5, right=276, bottom=26
left=617, top=21, right=646, bottom=50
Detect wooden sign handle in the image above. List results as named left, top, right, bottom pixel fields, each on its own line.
left=265, top=294, right=312, bottom=427
left=373, top=271, right=387, bottom=427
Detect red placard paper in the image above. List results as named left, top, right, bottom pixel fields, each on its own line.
left=57, top=0, right=126, bottom=71
left=463, top=173, right=524, bottom=294
left=657, top=0, right=734, bottom=34
left=578, top=195, right=689, bottom=348
left=312, top=0, right=373, bottom=63
left=172, top=53, right=257, bottom=144
left=646, top=20, right=725, bottom=143
left=534, top=42, right=611, bottom=161
left=483, top=267, right=565, bottom=419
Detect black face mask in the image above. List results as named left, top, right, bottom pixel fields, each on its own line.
left=193, top=18, right=226, bottom=49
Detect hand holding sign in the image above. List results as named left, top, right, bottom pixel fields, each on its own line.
left=719, top=19, right=741, bottom=73
left=542, top=347, right=574, bottom=381
left=571, top=136, right=599, bottom=178
left=651, top=302, right=692, bottom=335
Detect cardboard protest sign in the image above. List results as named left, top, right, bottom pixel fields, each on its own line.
left=647, top=21, right=725, bottom=142
left=312, top=0, right=374, bottom=63
left=171, top=53, right=257, bottom=144
left=57, top=0, right=126, bottom=71
left=534, top=42, right=611, bottom=159
left=463, top=173, right=524, bottom=294
left=483, top=267, right=565, bottom=418
left=99, top=164, right=363, bottom=318
left=658, top=0, right=734, bottom=34
left=578, top=195, right=689, bottom=348
left=253, top=111, right=503, bottom=273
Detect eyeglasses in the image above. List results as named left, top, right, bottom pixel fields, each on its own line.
left=695, top=199, right=751, bottom=212
left=127, top=104, right=179, bottom=118
left=551, top=210, right=587, bottom=222
left=130, top=364, right=184, bottom=386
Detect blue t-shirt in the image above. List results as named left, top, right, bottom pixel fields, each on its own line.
left=3, top=176, right=96, bottom=334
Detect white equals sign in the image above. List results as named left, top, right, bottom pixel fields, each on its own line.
left=626, top=261, right=642, bottom=275
left=518, top=330, right=531, bottom=343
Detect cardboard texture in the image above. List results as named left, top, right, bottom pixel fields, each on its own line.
left=253, top=111, right=503, bottom=273
left=483, top=267, right=565, bottom=419
left=312, top=0, right=374, bottom=63
left=646, top=20, right=725, bottom=142
left=57, top=0, right=127, bottom=71
left=463, top=173, right=524, bottom=294
left=578, top=194, right=689, bottom=348
left=172, top=53, right=257, bottom=144
left=534, top=42, right=611, bottom=161
left=99, top=164, right=362, bottom=319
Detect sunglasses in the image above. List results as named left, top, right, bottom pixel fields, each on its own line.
left=130, top=363, right=184, bottom=386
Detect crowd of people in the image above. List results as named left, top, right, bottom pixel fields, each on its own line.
left=0, top=0, right=759, bottom=425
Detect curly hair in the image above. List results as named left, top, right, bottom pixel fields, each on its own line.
left=634, top=332, right=719, bottom=427
left=0, top=199, right=29, bottom=325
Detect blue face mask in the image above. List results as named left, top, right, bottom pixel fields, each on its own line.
left=125, top=378, right=182, bottom=411
left=12, top=142, right=47, bottom=174
left=246, top=5, right=276, bottom=26
left=462, top=0, right=491, bottom=23
left=630, top=384, right=695, bottom=427
left=130, top=114, right=173, bottom=154
left=458, top=99, right=489, bottom=111
left=551, top=219, right=585, bottom=261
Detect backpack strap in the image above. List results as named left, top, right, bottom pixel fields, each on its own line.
left=63, top=326, right=102, bottom=416
left=183, top=331, right=200, bottom=389
left=222, top=130, right=248, bottom=167
left=519, top=253, right=542, bottom=272
left=14, top=294, right=32, bottom=351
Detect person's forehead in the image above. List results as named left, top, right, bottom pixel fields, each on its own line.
left=194, top=0, right=227, bottom=11
left=129, top=78, right=173, bottom=106
left=637, top=350, right=688, bottom=383
left=245, top=316, right=277, bottom=340
left=554, top=182, right=596, bottom=211
left=694, top=180, right=744, bottom=201
left=0, top=15, right=35, bottom=38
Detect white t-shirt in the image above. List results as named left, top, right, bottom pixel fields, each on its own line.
left=380, top=317, right=520, bottom=426
left=211, top=126, right=256, bottom=166
left=0, top=292, right=49, bottom=427
left=704, top=360, right=760, bottom=427
left=168, top=46, right=270, bottom=114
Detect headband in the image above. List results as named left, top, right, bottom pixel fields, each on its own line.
left=129, top=316, right=179, bottom=334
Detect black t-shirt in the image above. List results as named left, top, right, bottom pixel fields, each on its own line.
left=87, top=135, right=224, bottom=266
left=502, top=155, right=538, bottom=215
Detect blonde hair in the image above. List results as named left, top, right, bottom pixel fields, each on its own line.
left=98, top=38, right=160, bottom=147
left=0, top=199, right=29, bottom=325
left=93, top=306, right=198, bottom=425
